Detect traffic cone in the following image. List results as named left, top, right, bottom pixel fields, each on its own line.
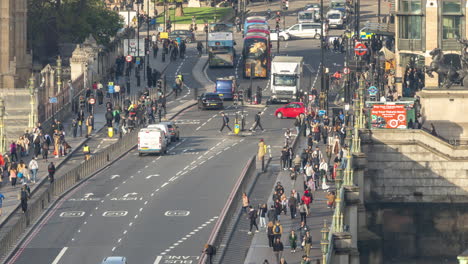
left=254, top=95, right=258, bottom=105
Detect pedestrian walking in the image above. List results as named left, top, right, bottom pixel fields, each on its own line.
left=19, top=184, right=29, bottom=213
left=303, top=231, right=312, bottom=257
left=273, top=221, right=283, bottom=240
left=48, top=162, right=56, bottom=183
left=297, top=221, right=309, bottom=250
left=272, top=238, right=284, bottom=264
left=267, top=205, right=277, bottom=223
left=288, top=191, right=297, bottom=219
left=258, top=138, right=267, bottom=172
left=259, top=203, right=267, bottom=228
left=289, top=230, right=298, bottom=253
left=250, top=111, right=265, bottom=132
left=219, top=112, right=232, bottom=132
left=9, top=166, right=17, bottom=187
left=203, top=244, right=216, bottom=264
left=28, top=158, right=39, bottom=183
left=0, top=193, right=5, bottom=216
left=10, top=142, right=18, bottom=162
left=72, top=118, right=78, bottom=138
left=248, top=206, right=259, bottom=234
left=267, top=221, right=275, bottom=247
left=241, top=192, right=249, bottom=214
left=86, top=115, right=94, bottom=137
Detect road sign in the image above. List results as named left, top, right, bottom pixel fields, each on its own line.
left=354, top=43, right=367, bottom=56
left=49, top=97, right=58, bottom=104
left=88, top=98, right=96, bottom=105
left=123, top=38, right=145, bottom=56
left=368, top=86, right=378, bottom=95
left=343, top=67, right=350, bottom=74
left=125, top=55, right=133, bottom=62
left=136, top=57, right=141, bottom=65
left=318, top=110, right=326, bottom=116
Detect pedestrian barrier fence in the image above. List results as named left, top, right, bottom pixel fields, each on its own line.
left=0, top=129, right=138, bottom=262
left=198, top=155, right=257, bottom=264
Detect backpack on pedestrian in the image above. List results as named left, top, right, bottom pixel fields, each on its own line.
left=274, top=225, right=281, bottom=233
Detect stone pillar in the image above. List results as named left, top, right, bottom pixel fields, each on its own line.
left=424, top=0, right=439, bottom=88
left=333, top=232, right=359, bottom=264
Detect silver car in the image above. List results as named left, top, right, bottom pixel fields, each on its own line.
left=101, top=256, right=127, bottom=264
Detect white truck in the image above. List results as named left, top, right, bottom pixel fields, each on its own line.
left=270, top=56, right=304, bottom=103
left=138, top=128, right=167, bottom=156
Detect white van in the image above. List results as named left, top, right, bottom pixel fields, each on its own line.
left=327, top=9, right=344, bottom=29
left=284, top=23, right=322, bottom=39
left=148, top=124, right=170, bottom=144
left=138, top=128, right=167, bottom=156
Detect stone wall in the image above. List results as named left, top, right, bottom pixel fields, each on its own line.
left=362, top=203, right=467, bottom=264
left=362, top=129, right=468, bottom=203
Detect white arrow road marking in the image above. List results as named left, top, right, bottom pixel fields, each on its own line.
left=146, top=174, right=160, bottom=179
left=111, top=175, right=120, bottom=179
left=83, top=193, right=94, bottom=198
left=123, top=192, right=138, bottom=198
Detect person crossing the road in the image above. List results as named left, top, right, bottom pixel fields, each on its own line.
left=219, top=112, right=232, bottom=132
left=250, top=111, right=265, bottom=132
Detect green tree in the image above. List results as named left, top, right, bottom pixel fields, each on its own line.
left=28, top=0, right=124, bottom=63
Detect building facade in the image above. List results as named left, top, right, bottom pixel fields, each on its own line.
left=395, top=0, right=468, bottom=94
left=0, top=0, right=32, bottom=89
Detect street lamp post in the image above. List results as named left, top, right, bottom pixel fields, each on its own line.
left=56, top=56, right=62, bottom=93
left=0, top=98, right=4, bottom=154
left=319, top=0, right=325, bottom=110
left=28, top=74, right=36, bottom=128
left=321, top=219, right=330, bottom=264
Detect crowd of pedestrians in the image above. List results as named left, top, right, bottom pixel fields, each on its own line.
left=243, top=107, right=354, bottom=264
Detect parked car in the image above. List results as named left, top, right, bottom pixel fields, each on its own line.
left=160, top=121, right=180, bottom=142
left=283, top=23, right=322, bottom=39
left=169, top=30, right=195, bottom=43
left=198, top=93, right=224, bottom=110
left=270, top=29, right=291, bottom=41
left=101, top=256, right=128, bottom=264
left=275, top=102, right=306, bottom=119
left=305, top=3, right=320, bottom=12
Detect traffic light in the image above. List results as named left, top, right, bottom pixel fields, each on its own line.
left=204, top=23, right=208, bottom=33
left=276, top=11, right=281, bottom=19
left=275, top=18, right=280, bottom=31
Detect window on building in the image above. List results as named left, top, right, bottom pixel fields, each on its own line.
left=442, top=0, right=462, bottom=40
left=400, top=16, right=422, bottom=39
left=399, top=0, right=422, bottom=39
left=399, top=0, right=422, bottom=14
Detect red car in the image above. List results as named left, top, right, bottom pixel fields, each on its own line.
left=275, top=102, right=306, bottom=118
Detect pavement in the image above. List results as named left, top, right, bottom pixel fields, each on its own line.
left=242, top=135, right=333, bottom=264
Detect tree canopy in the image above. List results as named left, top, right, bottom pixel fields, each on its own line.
left=28, top=0, right=124, bottom=63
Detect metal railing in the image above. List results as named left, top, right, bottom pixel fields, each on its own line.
left=198, top=155, right=257, bottom=264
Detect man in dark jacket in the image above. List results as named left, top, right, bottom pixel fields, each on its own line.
left=219, top=112, right=232, bottom=132
left=105, top=109, right=114, bottom=127
left=250, top=111, right=264, bottom=132
left=248, top=206, right=259, bottom=234
left=272, top=238, right=284, bottom=263
left=48, top=162, right=56, bottom=182
left=267, top=205, right=277, bottom=223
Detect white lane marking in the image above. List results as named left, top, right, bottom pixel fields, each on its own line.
left=129, top=222, right=133, bottom=226
left=112, top=247, right=116, bottom=252
left=195, top=127, right=201, bottom=131
left=190, top=160, right=196, bottom=165
left=216, top=151, right=222, bottom=155
left=118, top=238, right=122, bottom=243
left=161, top=182, right=169, bottom=187
left=154, top=256, right=163, bottom=264
left=51, top=247, right=68, bottom=264
left=123, top=230, right=128, bottom=234
left=183, top=165, right=189, bottom=170
left=176, top=171, right=183, bottom=176
left=209, top=146, right=216, bottom=151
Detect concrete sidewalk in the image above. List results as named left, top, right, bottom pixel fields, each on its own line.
left=244, top=137, right=333, bottom=264
left=0, top=51, right=173, bottom=225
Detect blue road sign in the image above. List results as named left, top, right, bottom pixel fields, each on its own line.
left=49, top=97, right=58, bottom=104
